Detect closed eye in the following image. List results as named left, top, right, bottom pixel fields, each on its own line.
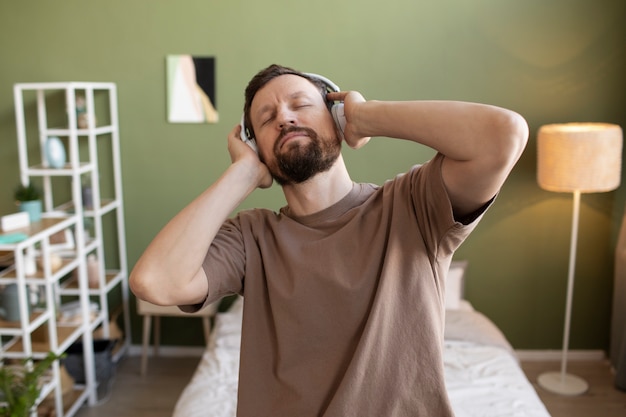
left=292, top=97, right=313, bottom=110
left=260, top=111, right=276, bottom=126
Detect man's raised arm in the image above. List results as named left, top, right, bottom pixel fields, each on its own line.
left=335, top=94, right=528, bottom=219
left=129, top=125, right=272, bottom=306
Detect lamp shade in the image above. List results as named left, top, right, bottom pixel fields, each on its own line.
left=537, top=123, right=623, bottom=193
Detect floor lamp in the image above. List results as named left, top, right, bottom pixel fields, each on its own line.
left=536, top=122, right=623, bottom=396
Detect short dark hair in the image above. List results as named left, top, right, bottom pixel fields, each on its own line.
left=243, top=64, right=329, bottom=140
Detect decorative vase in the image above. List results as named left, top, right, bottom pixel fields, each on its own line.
left=0, top=284, right=30, bottom=322
left=82, top=184, right=93, bottom=209
left=44, top=136, right=66, bottom=169
left=18, top=200, right=42, bottom=222
left=87, top=254, right=100, bottom=288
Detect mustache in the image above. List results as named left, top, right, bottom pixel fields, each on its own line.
left=276, top=126, right=317, bottom=143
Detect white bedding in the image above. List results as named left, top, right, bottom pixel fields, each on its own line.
left=444, top=304, right=551, bottom=416
left=173, top=298, right=551, bottom=417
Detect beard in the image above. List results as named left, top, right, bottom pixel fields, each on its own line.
left=268, top=126, right=341, bottom=186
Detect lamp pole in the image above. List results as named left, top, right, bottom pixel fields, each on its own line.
left=561, top=189, right=581, bottom=378
left=537, top=189, right=588, bottom=395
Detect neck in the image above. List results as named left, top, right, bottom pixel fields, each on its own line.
left=282, top=155, right=353, bottom=217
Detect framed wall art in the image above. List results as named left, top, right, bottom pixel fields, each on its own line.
left=166, top=55, right=217, bottom=123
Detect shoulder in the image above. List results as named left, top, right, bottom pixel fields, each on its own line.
left=380, top=153, right=445, bottom=196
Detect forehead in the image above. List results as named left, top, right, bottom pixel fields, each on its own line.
left=250, top=74, right=321, bottom=114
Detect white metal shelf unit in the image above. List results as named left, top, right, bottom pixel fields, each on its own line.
left=9, top=82, right=131, bottom=415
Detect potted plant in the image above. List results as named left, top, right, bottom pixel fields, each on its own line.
left=14, top=183, right=42, bottom=223
left=0, top=352, right=62, bottom=417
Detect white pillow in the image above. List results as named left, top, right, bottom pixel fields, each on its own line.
left=445, top=260, right=467, bottom=310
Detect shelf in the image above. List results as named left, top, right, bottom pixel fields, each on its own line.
left=59, top=270, right=124, bottom=295
left=0, top=217, right=78, bottom=251
left=14, top=81, right=116, bottom=91
left=60, top=387, right=89, bottom=417
left=0, top=257, right=79, bottom=284
left=38, top=386, right=89, bottom=417
left=45, top=124, right=116, bottom=137
left=25, top=162, right=93, bottom=177
left=3, top=318, right=101, bottom=359
left=55, top=199, right=119, bottom=217
left=0, top=310, right=50, bottom=336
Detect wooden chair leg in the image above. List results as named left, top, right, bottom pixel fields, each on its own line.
left=202, top=316, right=211, bottom=345
left=154, top=316, right=161, bottom=357
left=141, top=314, right=152, bottom=376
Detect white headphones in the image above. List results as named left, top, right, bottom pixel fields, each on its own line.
left=240, top=73, right=346, bottom=153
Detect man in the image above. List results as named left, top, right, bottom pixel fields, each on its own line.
left=130, top=64, right=528, bottom=416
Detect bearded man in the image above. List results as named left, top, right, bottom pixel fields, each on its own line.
left=131, top=64, right=528, bottom=417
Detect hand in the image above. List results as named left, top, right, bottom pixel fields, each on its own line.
left=327, top=90, right=371, bottom=149
left=227, top=124, right=273, bottom=189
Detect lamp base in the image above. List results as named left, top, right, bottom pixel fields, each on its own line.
left=537, top=371, right=588, bottom=396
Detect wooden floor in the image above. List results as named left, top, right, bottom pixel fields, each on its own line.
left=73, top=356, right=626, bottom=417
left=73, top=355, right=201, bottom=417
left=521, top=360, right=626, bottom=417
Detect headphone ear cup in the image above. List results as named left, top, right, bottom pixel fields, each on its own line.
left=306, top=73, right=344, bottom=137
left=331, top=103, right=346, bottom=139
left=240, top=114, right=258, bottom=153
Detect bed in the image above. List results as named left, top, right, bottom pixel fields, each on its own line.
left=173, top=263, right=551, bottom=417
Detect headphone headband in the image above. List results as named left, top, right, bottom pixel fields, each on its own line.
left=305, top=73, right=340, bottom=93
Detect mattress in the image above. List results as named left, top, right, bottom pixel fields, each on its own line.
left=444, top=304, right=551, bottom=416
left=173, top=298, right=551, bottom=417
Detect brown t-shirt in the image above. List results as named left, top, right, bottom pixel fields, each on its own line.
left=194, top=154, right=488, bottom=416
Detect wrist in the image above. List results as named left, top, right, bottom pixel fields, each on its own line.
left=229, top=159, right=271, bottom=191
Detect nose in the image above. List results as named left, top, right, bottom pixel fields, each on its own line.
left=276, top=106, right=296, bottom=129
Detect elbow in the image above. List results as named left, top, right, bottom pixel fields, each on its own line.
left=129, top=260, right=207, bottom=307
left=509, top=111, right=529, bottom=160
left=129, top=261, right=163, bottom=305
left=129, top=265, right=149, bottom=302
left=493, top=110, right=529, bottom=170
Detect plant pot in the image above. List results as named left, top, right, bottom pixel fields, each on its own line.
left=18, top=200, right=42, bottom=223
left=64, top=339, right=116, bottom=399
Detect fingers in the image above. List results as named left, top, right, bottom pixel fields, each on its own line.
left=227, top=124, right=246, bottom=160
left=226, top=124, right=273, bottom=188
left=327, top=90, right=365, bottom=102
left=326, top=91, right=348, bottom=102
left=227, top=123, right=261, bottom=165
left=325, top=91, right=369, bottom=148
left=228, top=123, right=242, bottom=140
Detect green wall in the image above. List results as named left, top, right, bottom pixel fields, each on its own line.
left=1, top=0, right=625, bottom=350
